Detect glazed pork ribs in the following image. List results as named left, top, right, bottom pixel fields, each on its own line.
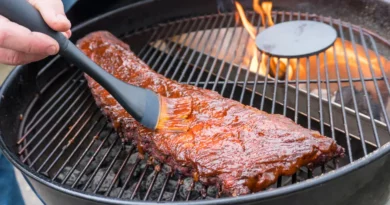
left=77, top=31, right=345, bottom=196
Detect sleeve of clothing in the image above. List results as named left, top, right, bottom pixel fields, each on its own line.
left=0, top=151, right=25, bottom=205
left=62, top=0, right=77, bottom=12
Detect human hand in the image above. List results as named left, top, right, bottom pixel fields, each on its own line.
left=0, top=0, right=71, bottom=65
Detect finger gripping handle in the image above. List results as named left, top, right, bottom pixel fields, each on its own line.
left=0, top=0, right=68, bottom=50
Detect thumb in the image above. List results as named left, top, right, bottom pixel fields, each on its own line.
left=28, top=0, right=71, bottom=32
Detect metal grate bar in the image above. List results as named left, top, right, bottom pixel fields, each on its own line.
left=105, top=145, right=136, bottom=196
left=156, top=20, right=191, bottom=73
left=152, top=20, right=187, bottom=71
left=347, top=23, right=381, bottom=146
left=170, top=17, right=207, bottom=79
left=229, top=14, right=256, bottom=100
left=70, top=123, right=108, bottom=188
left=328, top=17, right=354, bottom=162
left=240, top=17, right=261, bottom=103
left=337, top=19, right=369, bottom=154
left=185, top=182, right=194, bottom=201
left=202, top=14, right=234, bottom=89
left=37, top=113, right=104, bottom=173
left=93, top=143, right=123, bottom=194
left=177, top=17, right=213, bottom=82
left=163, top=18, right=201, bottom=77
left=18, top=86, right=88, bottom=155
left=211, top=16, right=239, bottom=91
left=319, top=17, right=336, bottom=143
left=190, top=77, right=387, bottom=86
left=131, top=163, right=150, bottom=199
left=282, top=10, right=292, bottom=116
left=220, top=17, right=247, bottom=95
left=118, top=158, right=141, bottom=198
left=157, top=174, right=170, bottom=201
left=81, top=135, right=120, bottom=190
left=260, top=57, right=271, bottom=110
left=58, top=111, right=102, bottom=183
left=143, top=168, right=159, bottom=200
left=18, top=74, right=83, bottom=144
left=142, top=24, right=171, bottom=64
left=171, top=176, right=182, bottom=201
left=79, top=129, right=114, bottom=191
left=27, top=99, right=94, bottom=168
left=137, top=27, right=158, bottom=59
left=304, top=12, right=314, bottom=178
left=359, top=29, right=390, bottom=141
left=24, top=71, right=80, bottom=132
left=189, top=15, right=225, bottom=85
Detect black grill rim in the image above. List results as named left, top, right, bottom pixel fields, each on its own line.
left=2, top=1, right=390, bottom=204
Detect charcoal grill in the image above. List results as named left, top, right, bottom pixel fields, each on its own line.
left=2, top=0, right=390, bottom=204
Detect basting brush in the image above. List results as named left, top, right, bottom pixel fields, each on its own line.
left=0, top=0, right=192, bottom=132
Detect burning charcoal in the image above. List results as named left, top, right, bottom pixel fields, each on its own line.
left=108, top=187, right=135, bottom=199
left=179, top=177, right=194, bottom=199
left=109, top=187, right=122, bottom=197
left=143, top=171, right=168, bottom=192
left=107, top=133, right=118, bottom=145
left=86, top=187, right=94, bottom=193
left=161, top=192, right=174, bottom=201
left=119, top=164, right=142, bottom=185
left=99, top=126, right=112, bottom=141
left=90, top=140, right=103, bottom=153
left=95, top=147, right=118, bottom=165
left=122, top=189, right=133, bottom=199
left=205, top=196, right=215, bottom=200
left=118, top=145, right=134, bottom=159
left=113, top=160, right=124, bottom=173
left=167, top=180, right=178, bottom=192
left=90, top=168, right=118, bottom=193
left=177, top=179, right=204, bottom=200
left=57, top=166, right=88, bottom=187
left=126, top=183, right=140, bottom=200
left=207, top=185, right=218, bottom=197
left=128, top=152, right=139, bottom=165
left=161, top=164, right=172, bottom=174
left=79, top=152, right=101, bottom=175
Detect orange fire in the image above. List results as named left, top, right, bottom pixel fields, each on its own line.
left=234, top=0, right=279, bottom=77
left=234, top=0, right=389, bottom=106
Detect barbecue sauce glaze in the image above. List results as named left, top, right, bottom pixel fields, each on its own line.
left=78, top=31, right=345, bottom=196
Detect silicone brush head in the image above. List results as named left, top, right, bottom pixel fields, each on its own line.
left=155, top=96, right=192, bottom=132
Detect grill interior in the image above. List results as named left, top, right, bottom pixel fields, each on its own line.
left=17, top=11, right=390, bottom=202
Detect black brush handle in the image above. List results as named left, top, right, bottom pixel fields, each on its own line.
left=0, top=0, right=160, bottom=128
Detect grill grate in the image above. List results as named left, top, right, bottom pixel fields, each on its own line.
left=17, top=11, right=390, bottom=202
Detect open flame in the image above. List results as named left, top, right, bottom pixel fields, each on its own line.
left=233, top=0, right=389, bottom=104
left=234, top=0, right=287, bottom=78
left=152, top=0, right=390, bottom=107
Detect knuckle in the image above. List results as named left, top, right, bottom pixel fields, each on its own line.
left=0, top=31, right=7, bottom=46
left=7, top=52, right=22, bottom=65
left=26, top=42, right=35, bottom=54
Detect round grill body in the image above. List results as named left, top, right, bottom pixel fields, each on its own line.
left=1, top=0, right=390, bottom=204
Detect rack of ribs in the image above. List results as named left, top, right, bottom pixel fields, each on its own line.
left=77, top=31, right=345, bottom=196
